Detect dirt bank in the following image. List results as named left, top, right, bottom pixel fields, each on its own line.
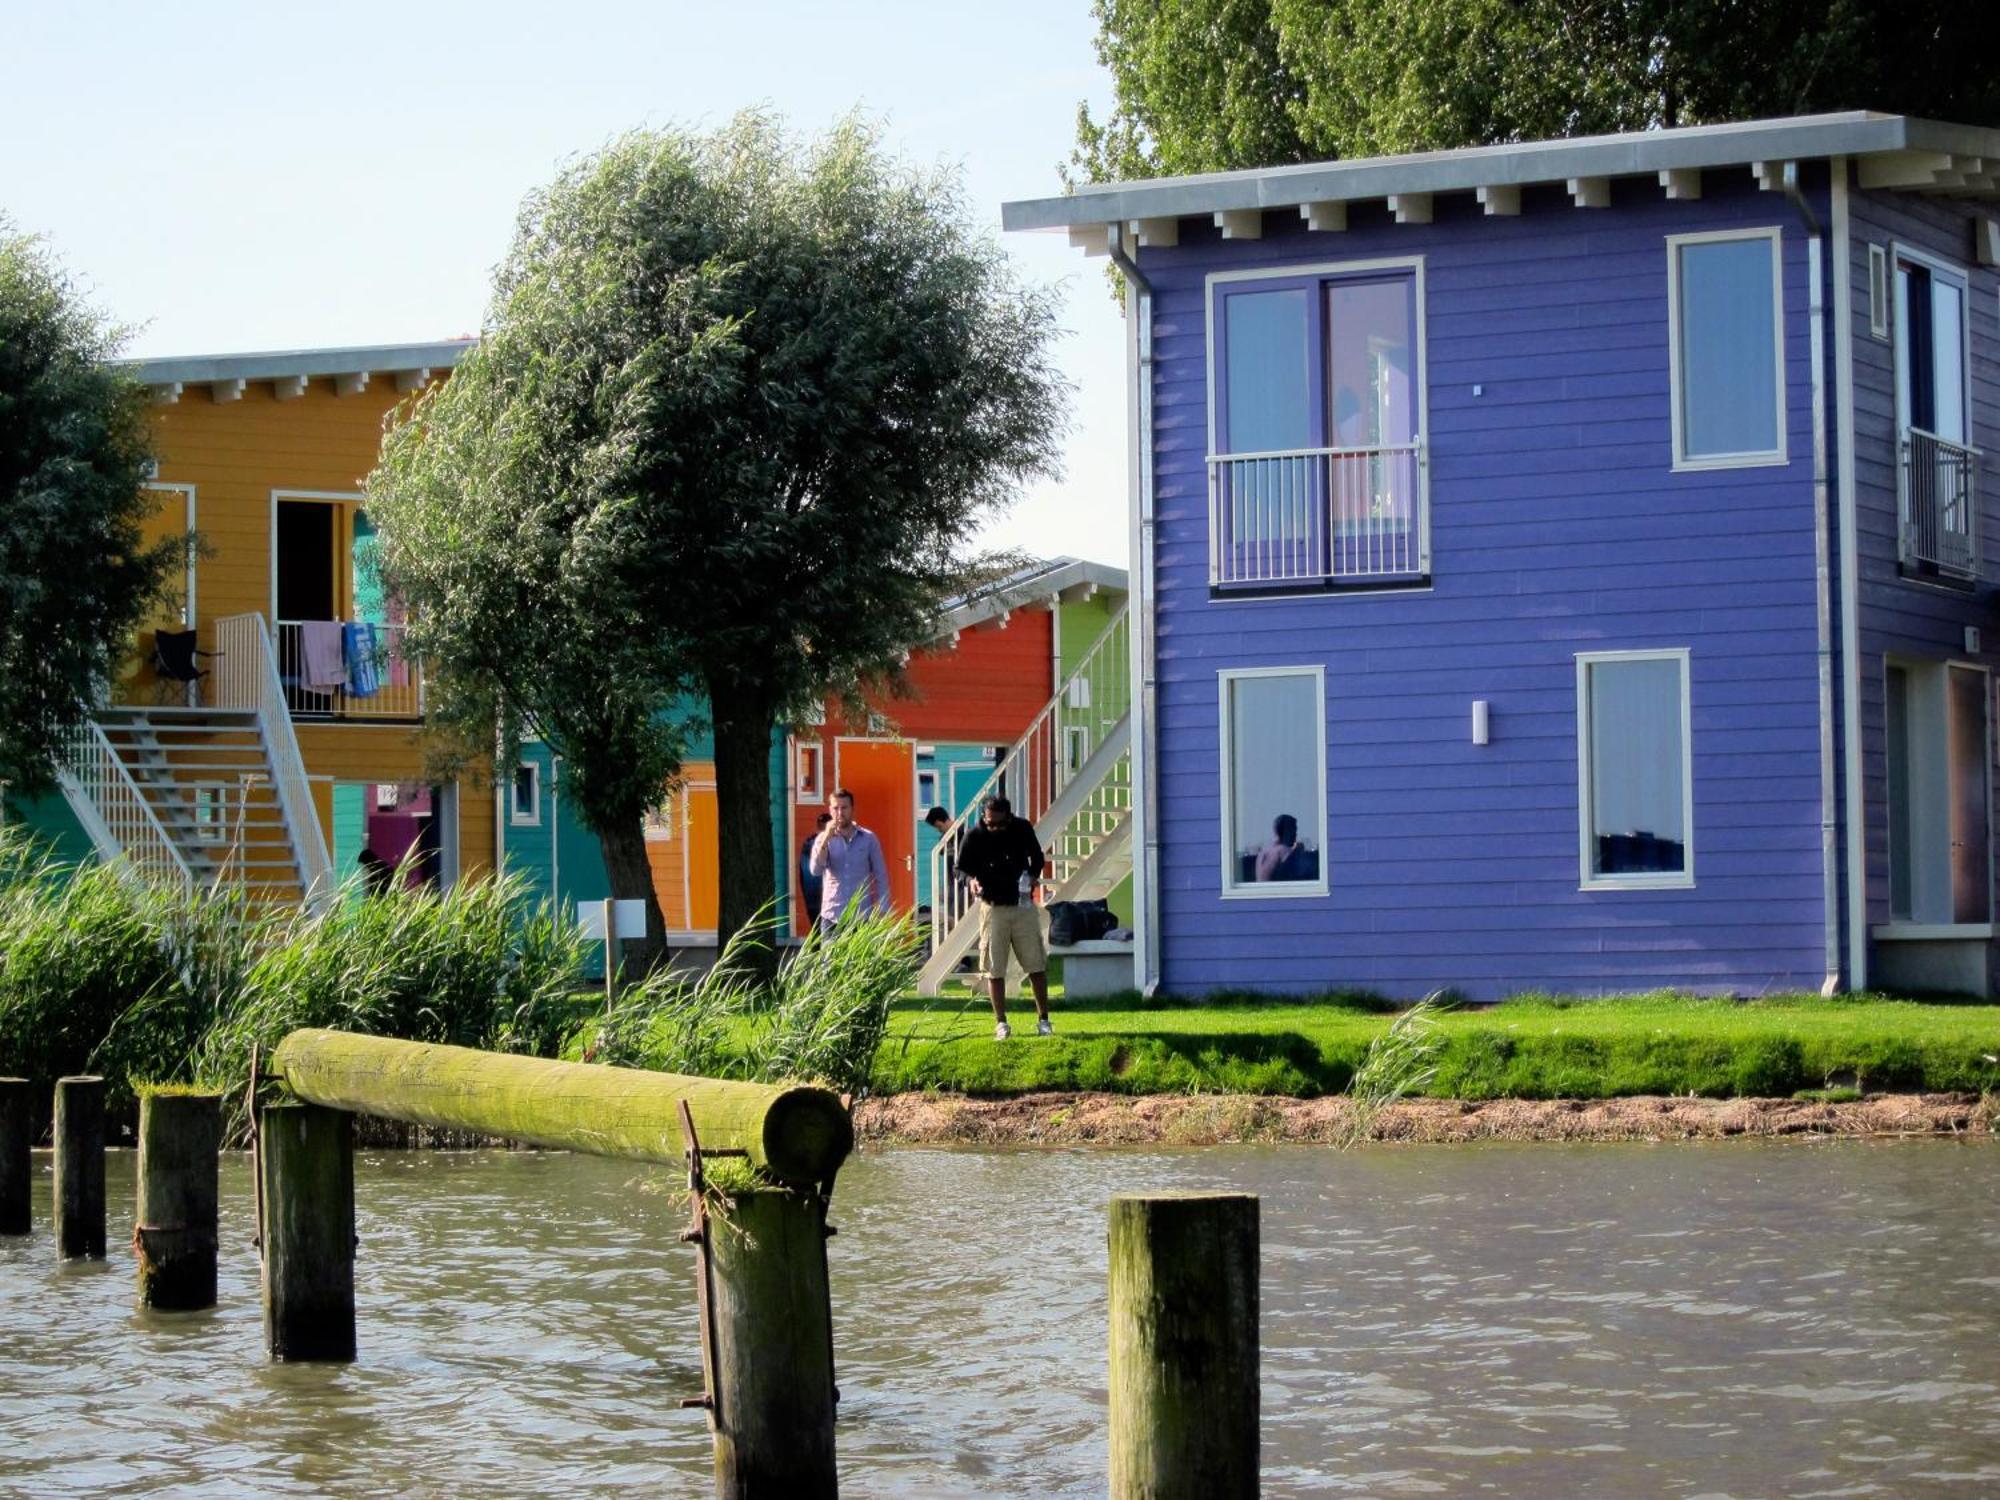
left=854, top=1091, right=1998, bottom=1147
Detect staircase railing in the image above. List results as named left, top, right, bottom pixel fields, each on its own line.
left=928, top=603, right=1132, bottom=954
left=213, top=614, right=333, bottom=906
left=56, top=719, right=194, bottom=889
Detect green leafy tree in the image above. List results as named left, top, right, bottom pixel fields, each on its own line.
left=0, top=225, right=176, bottom=799
left=368, top=114, right=1065, bottom=975
left=1072, top=0, right=2000, bottom=182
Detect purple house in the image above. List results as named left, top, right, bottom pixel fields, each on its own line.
left=1005, top=113, right=2000, bottom=999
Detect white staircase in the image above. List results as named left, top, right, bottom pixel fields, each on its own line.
left=58, top=613, right=334, bottom=910
left=918, top=604, right=1134, bottom=994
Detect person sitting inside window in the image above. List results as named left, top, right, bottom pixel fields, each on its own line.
left=1255, top=813, right=1306, bottom=882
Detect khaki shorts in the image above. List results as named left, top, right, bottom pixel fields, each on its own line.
left=977, top=901, right=1047, bottom=979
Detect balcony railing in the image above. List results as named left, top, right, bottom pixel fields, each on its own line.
left=1208, top=442, right=1427, bottom=589
left=275, top=620, right=423, bottom=720
left=1898, top=427, right=1981, bottom=583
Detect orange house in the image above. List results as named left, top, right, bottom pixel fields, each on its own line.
left=24, top=341, right=494, bottom=906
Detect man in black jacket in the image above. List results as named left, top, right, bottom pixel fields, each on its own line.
left=955, top=795, right=1052, bottom=1040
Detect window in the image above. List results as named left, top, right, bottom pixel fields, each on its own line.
left=1576, top=651, right=1693, bottom=888
left=916, top=769, right=939, bottom=808
left=1868, top=243, right=1890, bottom=340
left=509, top=763, right=540, bottom=826
left=1668, top=229, right=1785, bottom=468
left=1218, top=667, right=1327, bottom=897
left=193, top=783, right=228, bottom=843
left=1892, top=247, right=1975, bottom=579
left=1209, top=261, right=1426, bottom=587
left=644, top=796, right=675, bottom=841
left=1886, top=660, right=1990, bottom=924
left=795, top=742, right=823, bottom=802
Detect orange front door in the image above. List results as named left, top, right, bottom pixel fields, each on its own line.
left=834, top=738, right=916, bottom=914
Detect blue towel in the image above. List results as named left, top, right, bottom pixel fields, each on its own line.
left=343, top=623, right=380, bottom=698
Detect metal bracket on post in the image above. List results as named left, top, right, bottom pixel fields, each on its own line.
left=675, top=1098, right=746, bottom=1421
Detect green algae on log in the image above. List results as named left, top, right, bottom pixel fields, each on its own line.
left=270, top=1030, right=853, bottom=1185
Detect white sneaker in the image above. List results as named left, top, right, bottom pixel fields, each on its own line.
left=994, top=1021, right=1011, bottom=1040
left=1036, top=1017, right=1053, bottom=1037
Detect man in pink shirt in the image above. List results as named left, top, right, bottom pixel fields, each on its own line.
left=807, top=788, right=891, bottom=932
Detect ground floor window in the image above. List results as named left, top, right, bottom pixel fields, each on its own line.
left=1577, top=650, right=1693, bottom=888
left=510, top=762, right=540, bottom=826
left=1218, top=666, right=1327, bottom=897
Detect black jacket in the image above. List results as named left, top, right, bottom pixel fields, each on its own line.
left=956, top=817, right=1045, bottom=906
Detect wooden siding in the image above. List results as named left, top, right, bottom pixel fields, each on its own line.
left=1139, top=171, right=1830, bottom=998
left=855, top=609, right=1056, bottom=744
left=1845, top=183, right=2000, bottom=943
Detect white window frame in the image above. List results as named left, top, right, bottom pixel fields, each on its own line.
left=794, top=741, right=824, bottom=803
left=509, top=762, right=541, bottom=827
left=1217, top=664, right=1329, bottom=900
left=1666, top=227, right=1788, bottom=471
left=1576, top=648, right=1695, bottom=891
left=192, top=782, right=229, bottom=843
left=1867, top=242, right=1890, bottom=341
left=1889, top=240, right=1974, bottom=441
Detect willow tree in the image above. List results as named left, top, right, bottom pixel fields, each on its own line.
left=368, top=114, right=1064, bottom=972
left=1, top=225, right=175, bottom=799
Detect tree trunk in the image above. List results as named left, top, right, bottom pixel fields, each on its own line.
left=598, top=812, right=668, bottom=977
left=711, top=683, right=779, bottom=984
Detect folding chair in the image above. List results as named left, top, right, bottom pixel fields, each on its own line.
left=152, top=628, right=222, bottom=705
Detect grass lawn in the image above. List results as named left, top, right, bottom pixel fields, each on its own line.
left=865, top=987, right=2000, bottom=1100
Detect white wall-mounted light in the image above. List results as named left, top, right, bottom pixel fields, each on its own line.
left=1471, top=700, right=1491, bottom=746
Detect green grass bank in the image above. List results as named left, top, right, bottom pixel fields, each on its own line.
left=872, top=990, right=2000, bottom=1101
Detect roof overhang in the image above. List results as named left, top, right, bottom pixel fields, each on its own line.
left=1003, top=112, right=2000, bottom=247
left=938, top=556, right=1129, bottom=637
left=121, top=339, right=477, bottom=406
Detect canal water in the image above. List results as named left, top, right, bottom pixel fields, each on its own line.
left=3, top=1140, right=1998, bottom=1496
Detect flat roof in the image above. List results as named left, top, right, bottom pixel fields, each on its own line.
left=124, top=339, right=475, bottom=387
left=1002, top=112, right=2000, bottom=232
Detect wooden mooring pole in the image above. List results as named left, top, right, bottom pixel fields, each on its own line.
left=259, top=1101, right=355, bottom=1361
left=135, top=1091, right=223, bottom=1310
left=0, top=1077, right=29, bottom=1235
left=54, top=1075, right=106, bottom=1259
left=1107, top=1192, right=1259, bottom=1499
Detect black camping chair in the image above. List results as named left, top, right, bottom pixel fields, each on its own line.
left=151, top=628, right=221, bottom=705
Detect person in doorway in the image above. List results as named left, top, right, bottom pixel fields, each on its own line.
left=956, top=795, right=1051, bottom=1039
left=807, top=789, right=890, bottom=933
left=799, top=812, right=831, bottom=926
left=356, top=844, right=395, bottom=898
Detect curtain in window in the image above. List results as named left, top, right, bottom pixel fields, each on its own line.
left=1678, top=239, right=1777, bottom=457
left=1588, top=658, right=1686, bottom=876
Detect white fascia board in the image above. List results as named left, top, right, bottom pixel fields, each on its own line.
left=936, top=557, right=1129, bottom=636
left=1002, top=113, right=2000, bottom=232
left=121, top=339, right=476, bottom=388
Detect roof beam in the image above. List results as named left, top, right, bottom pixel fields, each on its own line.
left=1067, top=225, right=1110, bottom=257
left=148, top=382, right=182, bottom=406
left=1389, top=192, right=1432, bottom=224
left=334, top=371, right=371, bottom=397
left=1751, top=159, right=1791, bottom=192
left=1659, top=168, right=1703, bottom=200
left=1475, top=184, right=1519, bottom=216
left=1128, top=217, right=1179, bottom=248
left=1568, top=176, right=1610, bottom=209
left=1299, top=200, right=1346, bottom=232
left=209, top=378, right=245, bottom=404
left=394, top=367, right=433, bottom=394
left=1214, top=209, right=1262, bottom=240
left=1857, top=150, right=1958, bottom=189
left=272, top=375, right=308, bottom=401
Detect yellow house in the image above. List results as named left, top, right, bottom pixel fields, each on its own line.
left=43, top=341, right=493, bottom=905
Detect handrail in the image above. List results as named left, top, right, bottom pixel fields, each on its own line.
left=213, top=614, right=333, bottom=905
left=1203, top=438, right=1423, bottom=464
left=928, top=602, right=1132, bottom=952
left=56, top=719, right=194, bottom=889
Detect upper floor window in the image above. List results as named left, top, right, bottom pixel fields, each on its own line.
left=1209, top=261, right=1427, bottom=591
left=1667, top=229, right=1785, bottom=469
left=1892, top=247, right=1978, bottom=583
left=509, top=763, right=540, bottom=826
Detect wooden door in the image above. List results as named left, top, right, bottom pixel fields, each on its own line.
left=834, top=738, right=916, bottom=914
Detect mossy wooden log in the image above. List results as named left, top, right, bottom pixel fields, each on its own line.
left=704, top=1187, right=839, bottom=1500
left=0, top=1078, right=29, bottom=1236
left=1107, top=1192, right=1258, bottom=1499
left=54, top=1076, right=107, bottom=1260
left=271, top=1030, right=852, bottom=1185
left=260, top=1101, right=355, bottom=1361
left=136, top=1091, right=223, bottom=1310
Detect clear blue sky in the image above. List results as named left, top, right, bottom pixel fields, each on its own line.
left=1, top=0, right=1129, bottom=565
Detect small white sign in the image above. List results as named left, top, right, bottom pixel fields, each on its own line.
left=578, top=898, right=647, bottom=941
